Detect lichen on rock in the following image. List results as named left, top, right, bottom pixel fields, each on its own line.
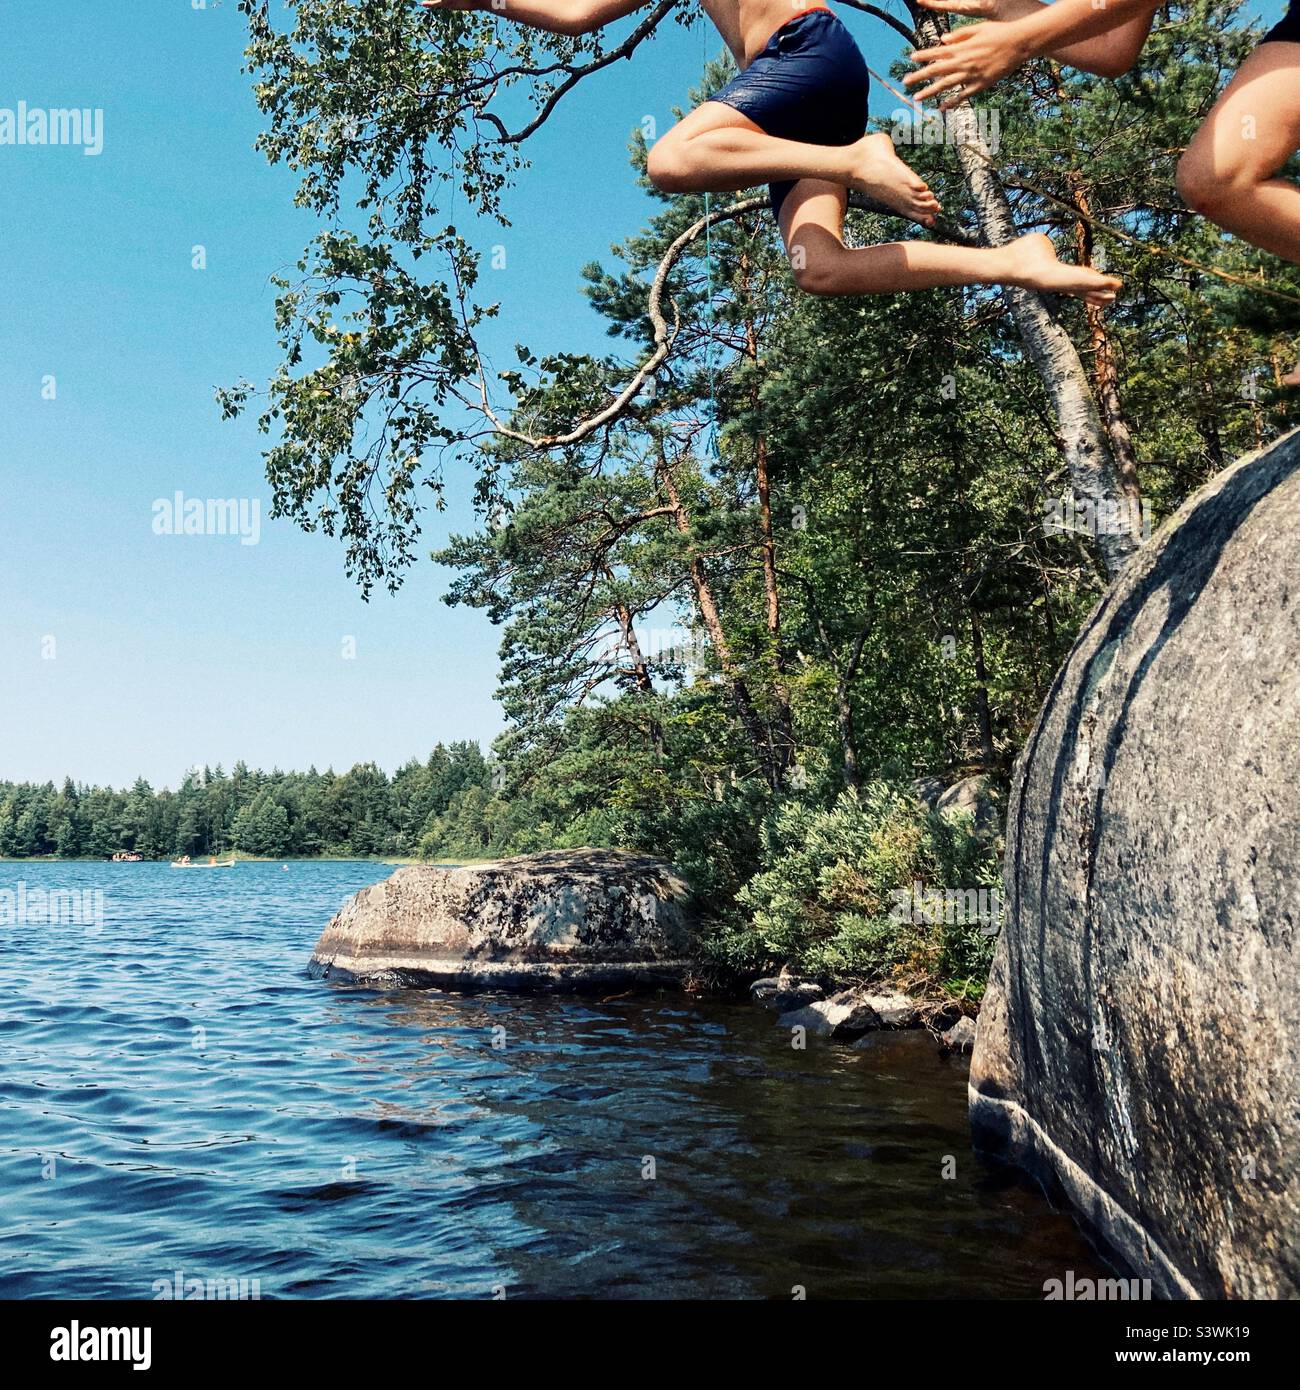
left=310, top=848, right=697, bottom=992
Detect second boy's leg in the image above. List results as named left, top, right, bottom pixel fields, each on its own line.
left=778, top=178, right=1121, bottom=303
left=1177, top=42, right=1300, bottom=265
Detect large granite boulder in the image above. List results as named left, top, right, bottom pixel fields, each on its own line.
left=971, top=428, right=1300, bottom=1299
left=310, top=848, right=697, bottom=991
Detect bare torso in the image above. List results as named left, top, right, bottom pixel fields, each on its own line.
left=700, top=0, right=824, bottom=70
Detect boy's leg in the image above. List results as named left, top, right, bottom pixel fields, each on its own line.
left=1177, top=43, right=1300, bottom=265
left=647, top=102, right=940, bottom=225
left=779, top=180, right=1122, bottom=304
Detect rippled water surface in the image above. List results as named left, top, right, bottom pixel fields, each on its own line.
left=0, top=861, right=1103, bottom=1299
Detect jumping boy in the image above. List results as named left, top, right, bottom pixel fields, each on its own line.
left=420, top=0, right=1121, bottom=304
left=908, top=0, right=1300, bottom=271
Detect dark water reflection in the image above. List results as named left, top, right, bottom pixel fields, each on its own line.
left=0, top=862, right=1102, bottom=1298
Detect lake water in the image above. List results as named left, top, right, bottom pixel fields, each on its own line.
left=0, top=861, right=1103, bottom=1299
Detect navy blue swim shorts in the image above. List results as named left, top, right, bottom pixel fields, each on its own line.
left=710, top=6, right=870, bottom=222
left=1262, top=0, right=1300, bottom=44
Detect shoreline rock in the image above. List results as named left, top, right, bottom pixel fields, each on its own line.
left=777, top=987, right=920, bottom=1039
left=750, top=966, right=826, bottom=1012
left=939, top=1016, right=977, bottom=1055
left=310, top=848, right=696, bottom=992
left=971, top=427, right=1300, bottom=1299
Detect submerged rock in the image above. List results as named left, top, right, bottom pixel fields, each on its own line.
left=310, top=848, right=696, bottom=992
left=971, top=428, right=1300, bottom=1299
left=939, top=1016, right=977, bottom=1055
left=750, top=973, right=826, bottom=1012
left=778, top=987, right=918, bottom=1038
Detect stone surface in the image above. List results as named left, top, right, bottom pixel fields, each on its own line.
left=310, top=848, right=696, bottom=992
left=776, top=1001, right=841, bottom=1037
left=935, top=775, right=1003, bottom=843
left=971, top=428, right=1300, bottom=1300
left=750, top=975, right=825, bottom=1012
left=911, top=773, right=1003, bottom=842
left=778, top=988, right=918, bottom=1038
left=909, top=775, right=947, bottom=808
left=940, top=1016, right=977, bottom=1055
left=853, top=990, right=919, bottom=1029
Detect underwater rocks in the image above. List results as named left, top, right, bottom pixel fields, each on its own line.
left=775, top=986, right=920, bottom=1039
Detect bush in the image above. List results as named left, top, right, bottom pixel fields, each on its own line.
left=714, top=781, right=1001, bottom=998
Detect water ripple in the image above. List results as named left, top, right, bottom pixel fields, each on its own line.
left=0, top=861, right=1102, bottom=1298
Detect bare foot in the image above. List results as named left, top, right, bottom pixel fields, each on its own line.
left=846, top=132, right=941, bottom=228
left=999, top=232, right=1122, bottom=307
left=1281, top=361, right=1300, bottom=387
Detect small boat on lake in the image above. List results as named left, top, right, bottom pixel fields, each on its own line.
left=170, top=857, right=237, bottom=870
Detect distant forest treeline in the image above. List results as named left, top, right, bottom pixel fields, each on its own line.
left=0, top=743, right=497, bottom=860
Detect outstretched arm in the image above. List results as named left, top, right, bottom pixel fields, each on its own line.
left=420, top=0, right=649, bottom=38
left=918, top=0, right=1159, bottom=77
left=906, top=0, right=1164, bottom=107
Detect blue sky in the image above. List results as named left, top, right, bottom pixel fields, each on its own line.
left=0, top=0, right=1282, bottom=789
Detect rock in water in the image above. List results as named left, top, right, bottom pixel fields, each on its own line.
left=939, top=1016, right=977, bottom=1056
left=779, top=988, right=918, bottom=1038
left=310, top=849, right=696, bottom=992
left=971, top=428, right=1300, bottom=1299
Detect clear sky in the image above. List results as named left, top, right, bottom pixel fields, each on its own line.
left=0, top=0, right=1281, bottom=790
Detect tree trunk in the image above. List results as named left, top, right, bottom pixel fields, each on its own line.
left=968, top=602, right=998, bottom=772
left=657, top=445, right=776, bottom=787
left=834, top=675, right=860, bottom=788
left=1189, top=309, right=1226, bottom=473
left=811, top=608, right=868, bottom=789
left=1086, top=297, right=1141, bottom=502
left=832, top=631, right=867, bottom=790
left=608, top=582, right=664, bottom=762
left=739, top=271, right=796, bottom=781
left=1050, top=70, right=1142, bottom=504
left=909, top=5, right=1137, bottom=581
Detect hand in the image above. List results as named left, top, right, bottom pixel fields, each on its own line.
left=916, top=0, right=1002, bottom=16
left=905, top=20, right=1035, bottom=109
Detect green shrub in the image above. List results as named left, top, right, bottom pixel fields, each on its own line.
left=716, top=781, right=1001, bottom=997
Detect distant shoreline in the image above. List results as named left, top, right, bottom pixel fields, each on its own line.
left=0, top=854, right=424, bottom=866
left=0, top=855, right=493, bottom=867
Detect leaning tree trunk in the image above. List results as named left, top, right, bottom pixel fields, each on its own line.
left=817, top=613, right=869, bottom=790
left=1049, top=69, right=1142, bottom=504
left=607, top=575, right=664, bottom=763
left=739, top=263, right=796, bottom=782
left=656, top=445, right=777, bottom=788
left=908, top=5, right=1138, bottom=581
